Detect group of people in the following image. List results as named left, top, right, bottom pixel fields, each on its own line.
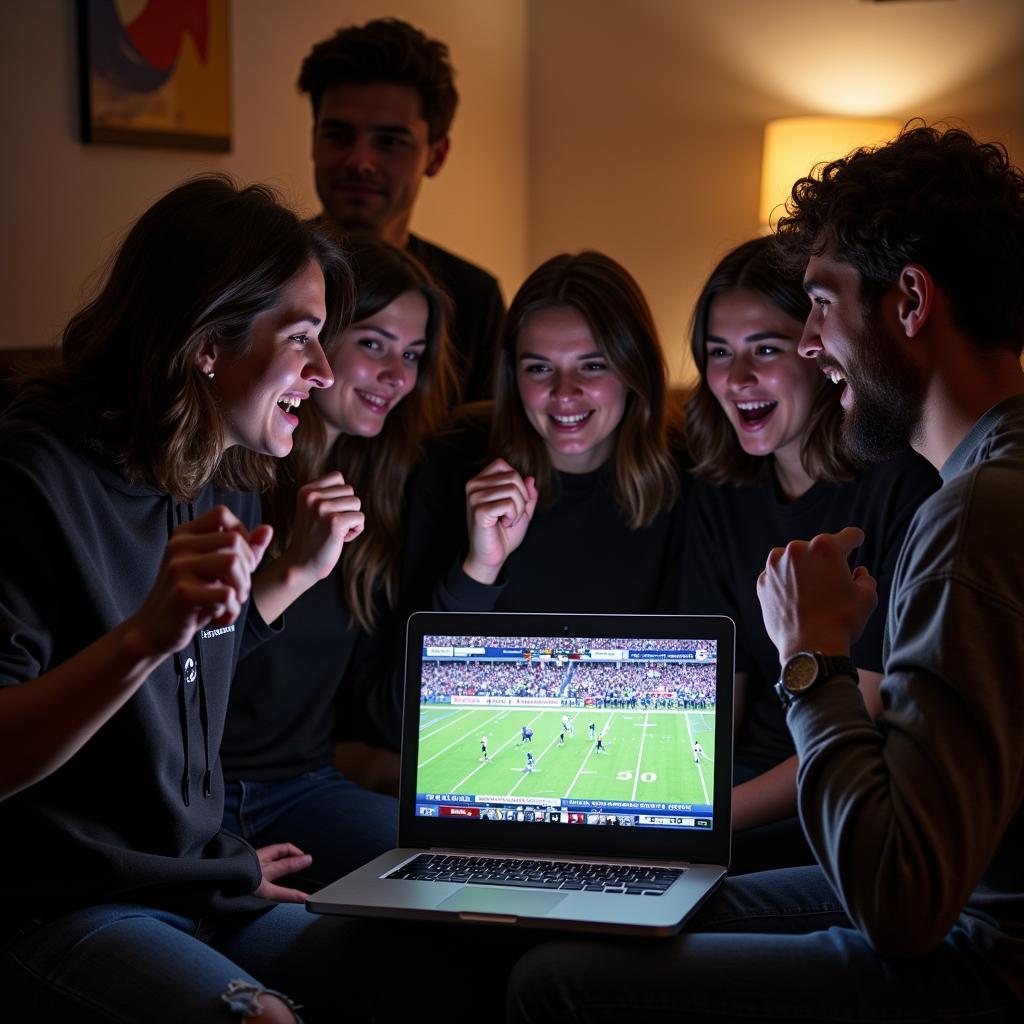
left=1, top=14, right=1022, bottom=1024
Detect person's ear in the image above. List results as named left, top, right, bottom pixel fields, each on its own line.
left=895, top=264, right=934, bottom=339
left=425, top=136, right=450, bottom=178
left=195, top=334, right=220, bottom=378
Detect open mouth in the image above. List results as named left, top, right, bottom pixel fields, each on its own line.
left=355, top=389, right=389, bottom=413
left=549, top=411, right=593, bottom=430
left=734, top=400, right=777, bottom=427
left=276, top=395, right=304, bottom=424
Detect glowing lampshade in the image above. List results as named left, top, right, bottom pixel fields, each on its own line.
left=759, top=117, right=901, bottom=227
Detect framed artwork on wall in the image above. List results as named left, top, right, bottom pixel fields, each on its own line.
left=77, top=0, right=231, bottom=152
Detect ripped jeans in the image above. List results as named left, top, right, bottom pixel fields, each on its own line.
left=2, top=901, right=367, bottom=1022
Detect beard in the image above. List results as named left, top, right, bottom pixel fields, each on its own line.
left=838, top=305, right=925, bottom=461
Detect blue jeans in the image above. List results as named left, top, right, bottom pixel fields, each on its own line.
left=2, top=901, right=370, bottom=1022
left=222, top=765, right=398, bottom=888
left=3, top=900, right=535, bottom=1022
left=508, top=866, right=1017, bottom=1022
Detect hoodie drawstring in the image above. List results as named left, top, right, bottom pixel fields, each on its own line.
left=169, top=498, right=214, bottom=806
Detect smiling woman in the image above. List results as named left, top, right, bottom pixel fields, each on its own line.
left=678, top=236, right=939, bottom=872
left=397, top=252, right=690, bottom=686
left=0, top=174, right=391, bottom=1020
left=220, top=238, right=456, bottom=884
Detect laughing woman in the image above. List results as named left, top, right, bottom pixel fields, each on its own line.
left=221, top=239, right=454, bottom=882
left=399, top=251, right=688, bottom=679
left=0, top=177, right=381, bottom=1022
left=679, top=236, right=939, bottom=873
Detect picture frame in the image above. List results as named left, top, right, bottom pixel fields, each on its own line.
left=77, top=0, right=231, bottom=152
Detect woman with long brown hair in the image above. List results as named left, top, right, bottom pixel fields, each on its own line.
left=221, top=238, right=455, bottom=884
left=0, top=175, right=383, bottom=1021
left=680, top=235, right=938, bottom=872
left=402, top=250, right=688, bottom=627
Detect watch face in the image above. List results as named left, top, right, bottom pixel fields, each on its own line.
left=783, top=652, right=819, bottom=694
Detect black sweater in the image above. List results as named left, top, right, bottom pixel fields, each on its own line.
left=679, top=449, right=940, bottom=771
left=0, top=410, right=276, bottom=932
left=403, top=421, right=692, bottom=617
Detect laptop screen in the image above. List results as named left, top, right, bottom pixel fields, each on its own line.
left=413, top=632, right=719, bottom=834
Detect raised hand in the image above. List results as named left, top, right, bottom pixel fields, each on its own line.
left=462, top=459, right=539, bottom=585
left=125, top=505, right=271, bottom=659
left=757, top=526, right=878, bottom=661
left=252, top=471, right=365, bottom=623
left=281, top=471, right=365, bottom=587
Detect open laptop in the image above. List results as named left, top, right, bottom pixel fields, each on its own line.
left=308, top=610, right=734, bottom=936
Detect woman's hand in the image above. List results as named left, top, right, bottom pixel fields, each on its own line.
left=462, top=459, right=538, bottom=585
left=252, top=471, right=364, bottom=623
left=123, top=505, right=273, bottom=660
left=254, top=842, right=313, bottom=903
left=281, top=471, right=365, bottom=587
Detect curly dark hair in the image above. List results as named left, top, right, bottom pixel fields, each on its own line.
left=774, top=121, right=1024, bottom=355
left=298, top=18, right=458, bottom=142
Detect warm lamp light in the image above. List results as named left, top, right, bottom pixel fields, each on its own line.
left=759, top=117, right=901, bottom=228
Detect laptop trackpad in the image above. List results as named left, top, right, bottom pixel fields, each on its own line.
left=437, top=887, right=566, bottom=917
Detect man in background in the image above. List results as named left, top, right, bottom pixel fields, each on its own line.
left=299, top=18, right=504, bottom=402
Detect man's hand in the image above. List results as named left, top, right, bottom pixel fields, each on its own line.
left=757, top=526, right=878, bottom=660
left=254, top=842, right=312, bottom=903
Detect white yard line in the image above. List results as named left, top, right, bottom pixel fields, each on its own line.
left=419, top=708, right=479, bottom=742
left=630, top=711, right=651, bottom=801
left=565, top=714, right=614, bottom=797
left=683, top=711, right=710, bottom=805
left=417, top=709, right=507, bottom=769
left=451, top=716, right=538, bottom=790
left=506, top=723, right=563, bottom=795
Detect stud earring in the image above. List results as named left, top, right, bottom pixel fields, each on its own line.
left=207, top=371, right=215, bottom=380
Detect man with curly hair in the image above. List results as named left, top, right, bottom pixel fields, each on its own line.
left=509, top=123, right=1024, bottom=1023
left=298, top=18, right=504, bottom=401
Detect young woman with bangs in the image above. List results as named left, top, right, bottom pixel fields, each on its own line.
left=221, top=238, right=455, bottom=884
left=679, top=236, right=939, bottom=873
left=0, top=175, right=395, bottom=1021
left=400, top=250, right=689, bottom=650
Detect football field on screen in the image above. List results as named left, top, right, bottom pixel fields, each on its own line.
left=416, top=706, right=715, bottom=806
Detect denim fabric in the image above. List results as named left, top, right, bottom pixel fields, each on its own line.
left=1, top=901, right=372, bottom=1022
left=222, top=765, right=398, bottom=888
left=508, top=866, right=1018, bottom=1023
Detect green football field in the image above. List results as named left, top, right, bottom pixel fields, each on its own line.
left=416, top=705, right=716, bottom=807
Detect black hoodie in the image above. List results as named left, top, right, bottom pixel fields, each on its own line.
left=0, top=409, right=277, bottom=933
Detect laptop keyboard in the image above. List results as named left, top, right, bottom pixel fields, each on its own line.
left=386, top=853, right=684, bottom=896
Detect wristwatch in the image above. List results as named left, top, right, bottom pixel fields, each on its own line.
left=775, top=651, right=858, bottom=708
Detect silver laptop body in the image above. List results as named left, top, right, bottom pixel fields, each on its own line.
left=308, top=611, right=734, bottom=936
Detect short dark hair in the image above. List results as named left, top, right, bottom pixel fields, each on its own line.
left=298, top=18, right=458, bottom=142
left=492, top=251, right=680, bottom=529
left=19, top=174, right=352, bottom=500
left=685, top=236, right=859, bottom=486
left=775, top=122, right=1024, bottom=355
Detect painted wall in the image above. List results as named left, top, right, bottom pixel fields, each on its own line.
left=0, top=0, right=528, bottom=351
left=3, top=0, right=1023, bottom=381
left=528, top=0, right=1024, bottom=381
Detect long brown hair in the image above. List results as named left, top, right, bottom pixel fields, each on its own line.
left=491, top=251, right=679, bottom=528
left=12, top=175, right=351, bottom=500
left=685, top=236, right=859, bottom=485
left=268, top=239, right=455, bottom=630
